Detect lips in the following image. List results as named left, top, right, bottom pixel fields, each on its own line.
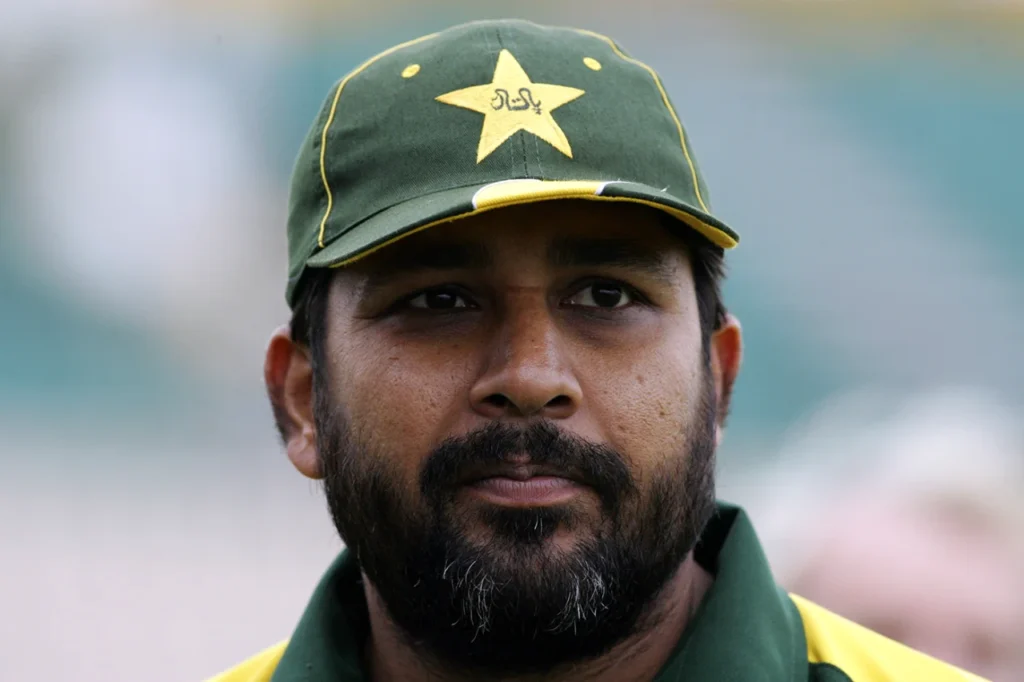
left=459, top=461, right=582, bottom=485
left=459, top=460, right=588, bottom=507
left=419, top=422, right=633, bottom=513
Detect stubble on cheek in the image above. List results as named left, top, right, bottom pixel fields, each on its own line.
left=587, top=357, right=703, bottom=492
left=340, top=330, right=481, bottom=446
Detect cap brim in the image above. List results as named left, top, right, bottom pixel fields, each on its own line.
left=305, top=178, right=738, bottom=270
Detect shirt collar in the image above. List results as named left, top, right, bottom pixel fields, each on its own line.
left=271, top=502, right=806, bottom=682
left=652, top=503, right=807, bottom=681
left=270, top=547, right=368, bottom=682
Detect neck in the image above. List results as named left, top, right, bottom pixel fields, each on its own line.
left=363, top=553, right=713, bottom=682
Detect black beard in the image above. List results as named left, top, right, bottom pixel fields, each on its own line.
left=315, top=380, right=717, bottom=677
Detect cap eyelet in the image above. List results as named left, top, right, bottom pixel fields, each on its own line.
left=583, top=57, right=602, bottom=71
left=401, top=64, right=421, bottom=78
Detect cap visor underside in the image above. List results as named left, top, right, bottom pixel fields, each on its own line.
left=304, top=179, right=738, bottom=270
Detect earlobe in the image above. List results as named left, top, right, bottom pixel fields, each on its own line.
left=288, top=423, right=322, bottom=480
left=265, top=326, right=323, bottom=480
left=710, top=313, right=743, bottom=440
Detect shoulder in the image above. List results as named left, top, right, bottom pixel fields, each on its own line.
left=204, top=641, right=288, bottom=682
left=790, top=594, right=989, bottom=682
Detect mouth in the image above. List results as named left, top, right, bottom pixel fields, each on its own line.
left=459, top=460, right=584, bottom=484
left=459, top=462, right=587, bottom=507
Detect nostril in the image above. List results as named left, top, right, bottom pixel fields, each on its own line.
left=483, top=394, right=511, bottom=409
left=475, top=393, right=575, bottom=417
left=545, top=395, right=572, bottom=409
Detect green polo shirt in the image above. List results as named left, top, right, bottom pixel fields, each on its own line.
left=208, top=503, right=987, bottom=682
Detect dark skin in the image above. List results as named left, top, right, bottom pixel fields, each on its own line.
left=265, top=202, right=742, bottom=682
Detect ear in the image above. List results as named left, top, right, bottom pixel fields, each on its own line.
left=709, top=312, right=742, bottom=446
left=264, top=325, right=322, bottom=479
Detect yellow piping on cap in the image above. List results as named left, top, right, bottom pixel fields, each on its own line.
left=317, top=32, right=440, bottom=248
left=326, top=179, right=735, bottom=270
left=574, top=28, right=710, bottom=214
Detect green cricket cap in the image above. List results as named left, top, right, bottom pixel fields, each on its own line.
left=286, top=19, right=739, bottom=308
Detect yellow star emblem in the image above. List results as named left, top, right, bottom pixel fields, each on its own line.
left=436, top=49, right=586, bottom=163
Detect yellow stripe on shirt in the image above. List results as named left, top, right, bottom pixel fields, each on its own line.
left=204, top=640, right=287, bottom=682
left=791, top=594, right=990, bottom=682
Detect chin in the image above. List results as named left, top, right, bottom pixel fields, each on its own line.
left=463, top=500, right=604, bottom=548
left=380, top=510, right=664, bottom=677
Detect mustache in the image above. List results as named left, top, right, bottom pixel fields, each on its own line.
left=420, top=421, right=635, bottom=512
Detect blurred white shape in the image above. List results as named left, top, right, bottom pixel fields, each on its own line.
left=15, top=56, right=242, bottom=316
left=732, top=387, right=1024, bottom=570
left=10, top=51, right=288, bottom=382
left=728, top=387, right=1024, bottom=680
left=0, top=0, right=157, bottom=79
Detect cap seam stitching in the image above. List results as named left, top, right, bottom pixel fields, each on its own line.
left=493, top=27, right=530, bottom=176
left=315, top=31, right=440, bottom=250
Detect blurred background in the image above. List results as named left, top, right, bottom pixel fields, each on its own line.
left=1, top=0, right=1022, bottom=680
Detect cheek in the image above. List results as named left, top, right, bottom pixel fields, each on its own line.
left=581, top=325, right=704, bottom=472
left=328, top=334, right=480, bottom=462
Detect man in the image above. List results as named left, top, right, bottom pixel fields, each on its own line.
left=211, top=19, right=988, bottom=682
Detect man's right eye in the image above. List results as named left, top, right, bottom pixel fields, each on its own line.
left=406, top=288, right=473, bottom=310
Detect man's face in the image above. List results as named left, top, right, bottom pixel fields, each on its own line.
left=305, top=202, right=730, bottom=674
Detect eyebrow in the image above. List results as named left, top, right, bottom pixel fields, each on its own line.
left=547, top=237, right=678, bottom=284
left=360, top=240, right=494, bottom=291
left=360, top=235, right=678, bottom=292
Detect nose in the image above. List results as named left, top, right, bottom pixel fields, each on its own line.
left=469, top=305, right=582, bottom=420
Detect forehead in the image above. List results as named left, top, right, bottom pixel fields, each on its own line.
left=348, top=200, right=690, bottom=272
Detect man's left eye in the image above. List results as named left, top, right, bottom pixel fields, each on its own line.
left=566, top=283, right=634, bottom=309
